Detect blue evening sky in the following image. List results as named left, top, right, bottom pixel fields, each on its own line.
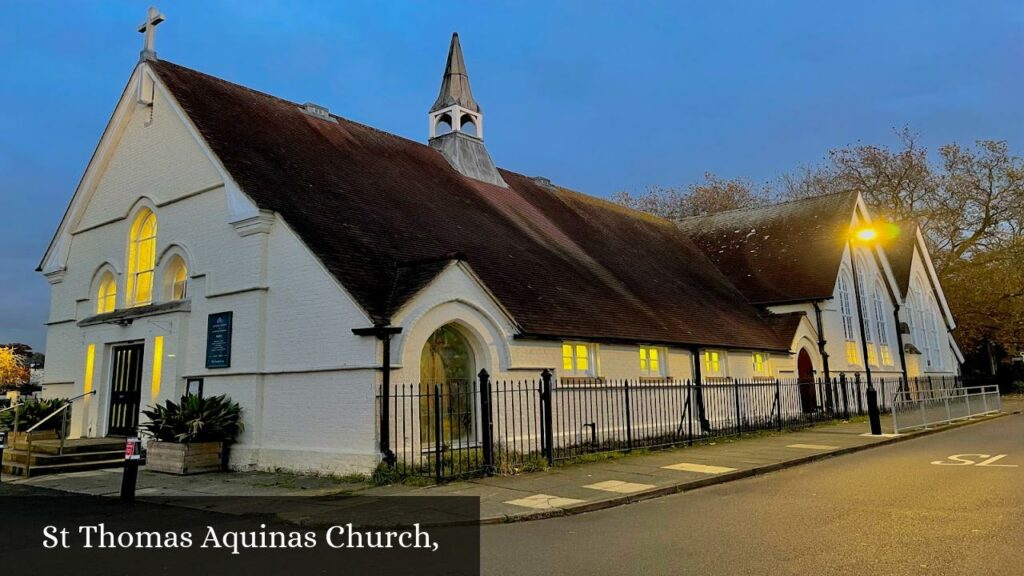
left=2, top=1, right=1022, bottom=352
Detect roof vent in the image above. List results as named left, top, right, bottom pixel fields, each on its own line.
left=531, top=176, right=555, bottom=189
left=300, top=102, right=336, bottom=123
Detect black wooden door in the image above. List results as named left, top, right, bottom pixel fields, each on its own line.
left=108, top=343, right=144, bottom=436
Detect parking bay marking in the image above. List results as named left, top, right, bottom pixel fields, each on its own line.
left=930, top=454, right=1018, bottom=467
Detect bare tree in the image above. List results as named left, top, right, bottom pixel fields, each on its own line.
left=613, top=173, right=774, bottom=220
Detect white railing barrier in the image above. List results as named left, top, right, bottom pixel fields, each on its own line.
left=891, top=385, right=1000, bottom=434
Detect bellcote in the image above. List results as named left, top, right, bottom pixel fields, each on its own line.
left=428, top=33, right=507, bottom=188
left=429, top=33, right=482, bottom=139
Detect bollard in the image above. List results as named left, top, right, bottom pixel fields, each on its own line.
left=0, top=431, right=6, bottom=484
left=866, top=386, right=883, bottom=435
left=120, top=435, right=142, bottom=502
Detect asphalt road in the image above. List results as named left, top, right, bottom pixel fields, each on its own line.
left=480, top=413, right=1024, bottom=576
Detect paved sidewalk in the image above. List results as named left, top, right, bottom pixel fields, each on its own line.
left=12, top=401, right=1020, bottom=526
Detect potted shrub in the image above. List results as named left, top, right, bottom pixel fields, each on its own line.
left=141, top=394, right=243, bottom=475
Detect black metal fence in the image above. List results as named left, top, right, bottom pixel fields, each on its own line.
left=377, top=371, right=963, bottom=482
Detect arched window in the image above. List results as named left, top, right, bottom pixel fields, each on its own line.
left=163, top=256, right=188, bottom=301
left=872, top=278, right=891, bottom=366
left=434, top=113, right=453, bottom=136
left=925, top=295, right=941, bottom=369
left=96, top=272, right=117, bottom=314
left=838, top=270, right=859, bottom=365
left=126, top=209, right=157, bottom=307
left=459, top=114, right=477, bottom=137
left=908, top=277, right=928, bottom=364
left=855, top=254, right=875, bottom=365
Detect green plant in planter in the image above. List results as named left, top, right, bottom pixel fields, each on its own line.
left=142, top=394, right=243, bottom=444
left=0, top=398, right=68, bottom=432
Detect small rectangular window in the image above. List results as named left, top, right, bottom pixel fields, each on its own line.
left=703, top=350, right=723, bottom=376
left=866, top=345, right=878, bottom=367
left=639, top=346, right=664, bottom=376
left=562, top=342, right=595, bottom=377
left=752, top=352, right=767, bottom=374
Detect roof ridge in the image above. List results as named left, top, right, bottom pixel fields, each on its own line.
left=676, top=189, right=858, bottom=222
left=152, top=59, right=446, bottom=152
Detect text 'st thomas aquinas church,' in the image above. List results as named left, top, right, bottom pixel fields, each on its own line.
left=37, top=13, right=962, bottom=475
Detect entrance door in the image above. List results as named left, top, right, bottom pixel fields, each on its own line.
left=420, top=325, right=476, bottom=446
left=797, top=349, right=817, bottom=414
left=108, top=343, right=144, bottom=436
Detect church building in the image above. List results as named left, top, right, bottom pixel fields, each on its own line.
left=38, top=12, right=961, bottom=474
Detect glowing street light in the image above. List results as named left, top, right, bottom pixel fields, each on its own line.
left=853, top=227, right=879, bottom=242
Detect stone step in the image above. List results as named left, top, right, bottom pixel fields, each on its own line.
left=2, top=458, right=126, bottom=478
left=2, top=449, right=126, bottom=466
left=11, top=439, right=126, bottom=455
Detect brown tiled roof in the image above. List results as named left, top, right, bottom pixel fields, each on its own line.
left=151, top=60, right=794, bottom=351
left=885, top=221, right=918, bottom=299
left=676, top=192, right=859, bottom=305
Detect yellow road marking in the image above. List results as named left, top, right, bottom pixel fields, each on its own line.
left=661, top=462, right=737, bottom=474
left=583, top=480, right=656, bottom=494
left=504, top=494, right=586, bottom=510
left=786, top=443, right=839, bottom=450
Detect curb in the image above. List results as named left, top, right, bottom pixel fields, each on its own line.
left=477, top=411, right=1015, bottom=526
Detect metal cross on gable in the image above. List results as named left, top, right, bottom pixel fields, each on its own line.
left=138, top=6, right=165, bottom=61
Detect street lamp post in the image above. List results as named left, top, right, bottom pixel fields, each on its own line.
left=849, top=227, right=883, bottom=435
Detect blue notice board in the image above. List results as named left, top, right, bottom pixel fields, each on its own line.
left=205, top=311, right=233, bottom=369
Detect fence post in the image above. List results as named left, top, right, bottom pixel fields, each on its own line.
left=776, top=379, right=783, bottom=432
left=840, top=374, right=850, bottom=419
left=919, top=391, right=927, bottom=429
left=624, top=380, right=633, bottom=452
left=433, top=384, right=443, bottom=484
left=855, top=373, right=863, bottom=415
left=733, top=378, right=742, bottom=434
left=478, top=369, right=494, bottom=474
left=540, top=369, right=554, bottom=466
left=687, top=380, right=694, bottom=446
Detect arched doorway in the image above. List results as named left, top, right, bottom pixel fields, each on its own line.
left=797, top=349, right=817, bottom=413
left=420, top=324, right=476, bottom=446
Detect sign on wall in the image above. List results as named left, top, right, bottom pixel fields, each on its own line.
left=205, top=312, right=233, bottom=369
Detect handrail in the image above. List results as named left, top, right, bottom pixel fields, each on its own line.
left=19, top=390, right=97, bottom=476
left=25, top=403, right=72, bottom=434
left=0, top=402, right=23, bottom=414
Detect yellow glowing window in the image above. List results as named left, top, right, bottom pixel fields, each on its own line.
left=752, top=352, right=767, bottom=374
left=704, top=351, right=721, bottom=374
left=866, top=345, right=878, bottom=366
left=639, top=346, right=661, bottom=375
left=126, top=209, right=157, bottom=307
left=880, top=345, right=893, bottom=366
left=165, top=256, right=188, bottom=301
left=562, top=342, right=593, bottom=375
left=96, top=272, right=117, bottom=313
left=845, top=341, right=859, bottom=365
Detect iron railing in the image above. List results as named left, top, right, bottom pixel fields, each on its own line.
left=378, top=372, right=966, bottom=482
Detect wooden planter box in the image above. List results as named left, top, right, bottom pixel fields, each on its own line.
left=146, top=440, right=223, bottom=475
